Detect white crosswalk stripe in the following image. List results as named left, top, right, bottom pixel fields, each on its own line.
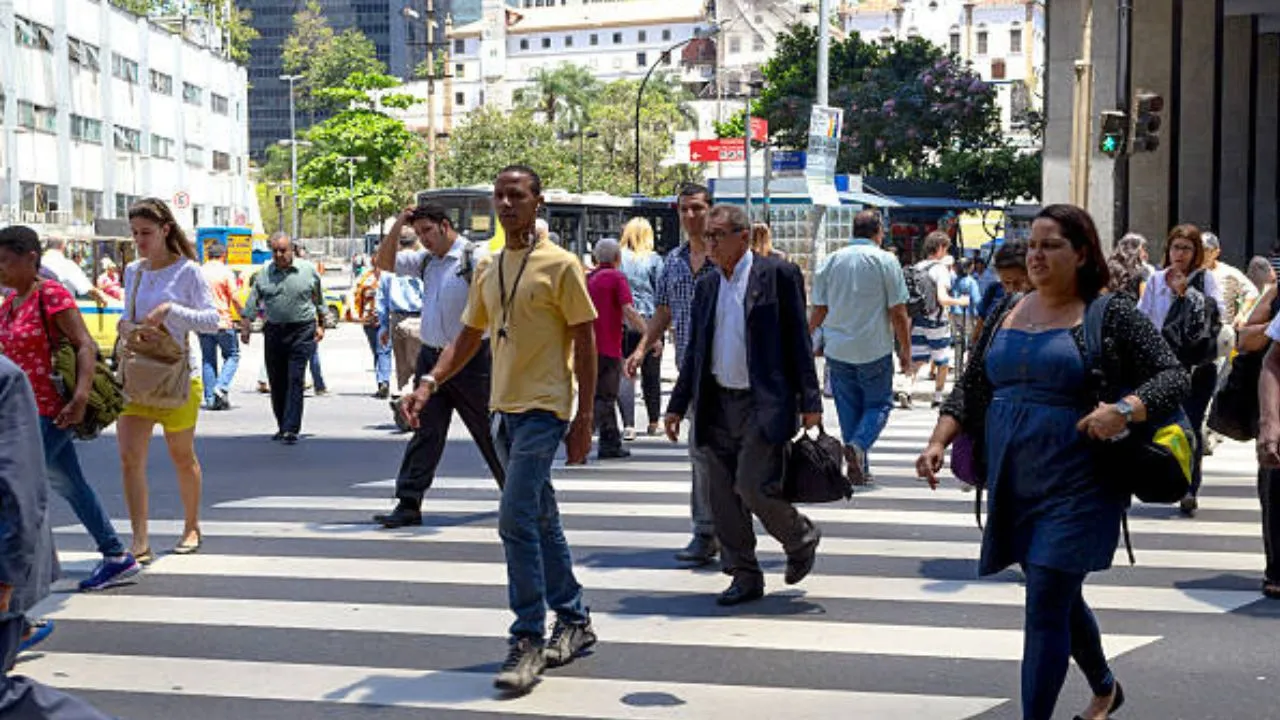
left=26, top=409, right=1270, bottom=719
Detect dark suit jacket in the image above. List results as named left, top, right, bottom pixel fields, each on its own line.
left=667, top=252, right=821, bottom=446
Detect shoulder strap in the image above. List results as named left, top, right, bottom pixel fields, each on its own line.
left=1083, top=293, right=1114, bottom=369
left=127, top=264, right=143, bottom=323
left=34, top=282, right=59, bottom=348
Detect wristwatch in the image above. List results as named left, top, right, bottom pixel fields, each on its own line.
left=423, top=374, right=439, bottom=393
left=1114, top=398, right=1135, bottom=424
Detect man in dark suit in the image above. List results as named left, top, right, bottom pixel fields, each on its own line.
left=664, top=204, right=824, bottom=606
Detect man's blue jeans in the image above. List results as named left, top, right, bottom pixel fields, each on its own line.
left=827, top=354, right=894, bottom=472
left=198, top=329, right=240, bottom=404
left=493, top=410, right=589, bottom=641
left=362, top=324, right=392, bottom=385
left=39, top=417, right=125, bottom=557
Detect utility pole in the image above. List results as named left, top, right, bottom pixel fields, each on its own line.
left=426, top=0, right=438, bottom=190
left=817, top=0, right=830, bottom=106
left=339, top=155, right=367, bottom=238
left=280, top=74, right=304, bottom=239
left=1070, top=0, right=1095, bottom=209
left=1113, top=0, right=1133, bottom=240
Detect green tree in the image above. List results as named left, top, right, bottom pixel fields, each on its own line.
left=730, top=25, right=1004, bottom=180
left=429, top=106, right=576, bottom=190
left=927, top=147, right=1042, bottom=203
left=521, top=63, right=601, bottom=130
left=282, top=2, right=385, bottom=112
left=586, top=77, right=700, bottom=196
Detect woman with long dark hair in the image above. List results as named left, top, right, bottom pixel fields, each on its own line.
left=116, top=199, right=219, bottom=562
left=917, top=205, right=1188, bottom=719
left=1137, top=224, right=1226, bottom=516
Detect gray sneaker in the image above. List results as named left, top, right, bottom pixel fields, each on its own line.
left=494, top=637, right=545, bottom=692
left=545, top=618, right=597, bottom=668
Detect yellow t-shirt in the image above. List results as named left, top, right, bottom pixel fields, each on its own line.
left=462, top=240, right=597, bottom=420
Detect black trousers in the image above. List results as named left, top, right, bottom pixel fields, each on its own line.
left=1260, top=468, right=1280, bottom=583
left=622, top=327, right=662, bottom=425
left=1184, top=363, right=1218, bottom=496
left=594, top=355, right=623, bottom=453
left=395, top=342, right=505, bottom=503
left=263, top=320, right=316, bottom=435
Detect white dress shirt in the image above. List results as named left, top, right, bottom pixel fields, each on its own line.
left=711, top=250, right=753, bottom=390
left=397, top=236, right=486, bottom=349
left=1137, top=268, right=1227, bottom=329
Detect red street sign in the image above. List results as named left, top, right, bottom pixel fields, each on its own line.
left=690, top=138, right=745, bottom=162
left=750, top=117, right=768, bottom=143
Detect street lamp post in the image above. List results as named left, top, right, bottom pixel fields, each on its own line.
left=338, top=155, right=367, bottom=239
left=276, top=138, right=312, bottom=236
left=559, top=128, right=599, bottom=193
left=280, top=74, right=304, bottom=238
left=634, top=25, right=719, bottom=195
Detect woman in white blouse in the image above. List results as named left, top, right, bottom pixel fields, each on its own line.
left=118, top=199, right=220, bottom=562
left=1137, top=224, right=1226, bottom=517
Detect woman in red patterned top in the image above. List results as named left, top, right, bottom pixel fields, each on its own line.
left=0, top=226, right=140, bottom=592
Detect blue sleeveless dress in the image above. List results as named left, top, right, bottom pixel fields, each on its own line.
left=979, top=328, right=1124, bottom=576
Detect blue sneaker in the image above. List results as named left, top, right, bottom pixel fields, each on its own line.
left=78, top=554, right=142, bottom=592
left=18, top=619, right=54, bottom=653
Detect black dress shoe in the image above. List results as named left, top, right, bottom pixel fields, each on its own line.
left=716, top=577, right=765, bottom=606
left=785, top=525, right=822, bottom=585
left=271, top=431, right=285, bottom=442
left=597, top=447, right=631, bottom=460
left=374, top=504, right=423, bottom=528
left=282, top=432, right=299, bottom=445
left=675, top=534, right=719, bottom=564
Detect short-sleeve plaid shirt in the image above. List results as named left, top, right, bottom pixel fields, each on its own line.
left=655, top=243, right=717, bottom=367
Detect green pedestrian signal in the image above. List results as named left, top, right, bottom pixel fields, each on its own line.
left=1099, top=111, right=1128, bottom=157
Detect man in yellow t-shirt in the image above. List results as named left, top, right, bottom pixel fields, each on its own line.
left=400, top=165, right=598, bottom=695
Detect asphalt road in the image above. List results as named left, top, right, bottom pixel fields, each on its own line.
left=18, top=324, right=1280, bottom=719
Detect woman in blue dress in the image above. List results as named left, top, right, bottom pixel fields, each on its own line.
left=917, top=204, right=1189, bottom=720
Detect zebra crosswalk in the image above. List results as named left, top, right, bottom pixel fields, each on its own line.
left=20, top=410, right=1272, bottom=719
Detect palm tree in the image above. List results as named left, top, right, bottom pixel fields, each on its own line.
left=524, top=63, right=600, bottom=129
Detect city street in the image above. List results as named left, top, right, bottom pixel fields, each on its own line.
left=13, top=324, right=1280, bottom=719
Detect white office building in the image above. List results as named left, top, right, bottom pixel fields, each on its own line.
left=0, top=0, right=256, bottom=237
left=841, top=0, right=1045, bottom=143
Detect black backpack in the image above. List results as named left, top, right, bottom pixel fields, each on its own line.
left=780, top=427, right=853, bottom=503
left=904, top=261, right=941, bottom=321
left=1161, top=270, right=1222, bottom=369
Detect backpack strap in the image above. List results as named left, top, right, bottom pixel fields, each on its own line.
left=1121, top=512, right=1136, bottom=565
left=974, top=485, right=984, bottom=531
left=457, top=241, right=477, bottom=283
left=1083, top=293, right=1114, bottom=381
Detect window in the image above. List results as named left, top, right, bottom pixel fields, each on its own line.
left=183, top=83, right=203, bottom=106
left=20, top=182, right=59, bottom=214
left=211, top=94, right=229, bottom=115
left=638, top=30, right=647, bottom=42
left=753, top=34, right=765, bottom=52
left=949, top=31, right=961, bottom=54
left=1010, top=27, right=1023, bottom=54
left=455, top=63, right=464, bottom=78
left=70, top=115, right=102, bottom=144
left=68, top=38, right=100, bottom=72
left=114, top=126, right=142, bottom=153
left=454, top=39, right=465, bottom=54
left=212, top=151, right=232, bottom=172
left=455, top=91, right=465, bottom=107
left=990, top=58, right=1006, bottom=80
left=17, top=101, right=56, bottom=134
left=565, top=35, right=573, bottom=48
left=150, top=70, right=173, bottom=95
left=976, top=30, right=989, bottom=55
left=184, top=143, right=204, bottom=167
left=541, top=37, right=551, bottom=49
left=72, top=189, right=103, bottom=224
left=14, top=17, right=52, bottom=51
left=728, top=35, right=741, bottom=54
left=112, top=53, right=139, bottom=84
left=115, top=194, right=140, bottom=219
left=519, top=38, right=529, bottom=50
left=661, top=52, right=672, bottom=66
left=590, top=33, right=599, bottom=46
left=636, top=52, right=647, bottom=67
left=150, top=134, right=175, bottom=159
left=612, top=32, right=623, bottom=44
left=213, top=207, right=231, bottom=226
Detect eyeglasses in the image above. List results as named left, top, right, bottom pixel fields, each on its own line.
left=705, top=227, right=746, bottom=243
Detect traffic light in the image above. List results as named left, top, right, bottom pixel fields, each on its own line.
left=1131, top=92, right=1164, bottom=153
left=1099, top=111, right=1128, bottom=157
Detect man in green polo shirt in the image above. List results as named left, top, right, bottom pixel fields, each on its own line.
left=241, top=232, right=326, bottom=444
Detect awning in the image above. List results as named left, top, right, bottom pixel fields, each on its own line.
left=881, top=196, right=995, bottom=211
left=840, top=191, right=902, bottom=208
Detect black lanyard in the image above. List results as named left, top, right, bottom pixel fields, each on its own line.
left=497, top=238, right=539, bottom=341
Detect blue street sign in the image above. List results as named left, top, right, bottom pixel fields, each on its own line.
left=772, top=150, right=806, bottom=172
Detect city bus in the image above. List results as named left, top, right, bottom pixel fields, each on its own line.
left=413, top=187, right=683, bottom=258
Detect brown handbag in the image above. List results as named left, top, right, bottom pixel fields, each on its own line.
left=116, top=266, right=191, bottom=409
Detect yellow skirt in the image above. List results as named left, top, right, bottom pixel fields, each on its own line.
left=121, top=378, right=203, bottom=433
